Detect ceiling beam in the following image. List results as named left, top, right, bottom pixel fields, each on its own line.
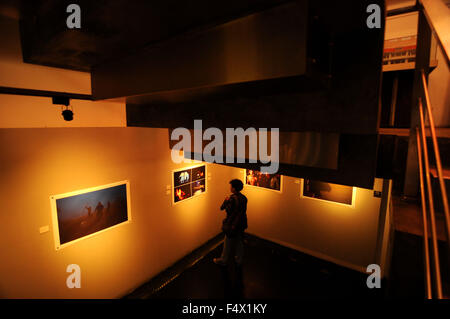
left=0, top=86, right=93, bottom=100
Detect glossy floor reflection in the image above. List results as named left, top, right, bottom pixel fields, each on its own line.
left=144, top=235, right=385, bottom=299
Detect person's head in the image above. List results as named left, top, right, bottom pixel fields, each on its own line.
left=229, top=179, right=244, bottom=194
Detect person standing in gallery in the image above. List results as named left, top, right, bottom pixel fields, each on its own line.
left=214, top=179, right=248, bottom=266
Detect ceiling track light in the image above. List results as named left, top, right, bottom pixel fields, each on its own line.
left=52, top=96, right=74, bottom=121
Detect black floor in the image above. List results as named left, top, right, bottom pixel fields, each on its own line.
left=129, top=234, right=386, bottom=299
left=388, top=231, right=449, bottom=298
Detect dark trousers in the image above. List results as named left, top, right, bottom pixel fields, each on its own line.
left=220, top=232, right=244, bottom=264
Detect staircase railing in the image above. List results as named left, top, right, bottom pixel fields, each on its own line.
left=410, top=0, right=450, bottom=299
left=416, top=97, right=445, bottom=299
left=416, top=125, right=432, bottom=299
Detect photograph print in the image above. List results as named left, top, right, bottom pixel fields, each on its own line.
left=173, top=165, right=206, bottom=203
left=51, top=181, right=130, bottom=249
left=192, top=179, right=206, bottom=196
left=302, top=179, right=354, bottom=205
left=245, top=169, right=281, bottom=192
left=174, top=168, right=192, bottom=187
left=192, top=165, right=206, bottom=181
left=174, top=183, right=192, bottom=203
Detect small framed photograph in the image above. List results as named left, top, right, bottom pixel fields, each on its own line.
left=172, top=164, right=207, bottom=204
left=300, top=179, right=355, bottom=207
left=244, top=169, right=282, bottom=193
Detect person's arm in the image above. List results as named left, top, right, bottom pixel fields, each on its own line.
left=220, top=196, right=231, bottom=211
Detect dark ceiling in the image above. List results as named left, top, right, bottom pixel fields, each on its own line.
left=11, top=0, right=386, bottom=188
left=19, top=0, right=289, bottom=71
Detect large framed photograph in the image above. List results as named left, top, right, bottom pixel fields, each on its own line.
left=173, top=165, right=207, bottom=204
left=301, top=179, right=355, bottom=206
left=50, top=181, right=131, bottom=250
left=245, top=169, right=282, bottom=192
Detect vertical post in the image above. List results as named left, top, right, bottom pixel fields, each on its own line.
left=389, top=75, right=399, bottom=127
left=403, top=8, right=432, bottom=197
left=375, top=179, right=392, bottom=270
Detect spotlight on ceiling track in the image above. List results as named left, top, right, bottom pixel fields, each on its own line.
left=52, top=96, right=74, bottom=121
left=61, top=108, right=74, bottom=121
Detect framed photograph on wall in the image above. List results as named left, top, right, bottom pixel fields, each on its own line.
left=172, top=164, right=207, bottom=204
left=244, top=169, right=282, bottom=192
left=50, top=181, right=131, bottom=250
left=300, top=179, right=355, bottom=207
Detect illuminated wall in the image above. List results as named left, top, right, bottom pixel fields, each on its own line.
left=0, top=127, right=231, bottom=298
left=238, top=169, right=390, bottom=273
left=0, top=127, right=391, bottom=298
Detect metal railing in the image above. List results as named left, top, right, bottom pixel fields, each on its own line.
left=420, top=70, right=450, bottom=243
left=417, top=96, right=444, bottom=299
left=416, top=125, right=432, bottom=299
left=414, top=0, right=450, bottom=300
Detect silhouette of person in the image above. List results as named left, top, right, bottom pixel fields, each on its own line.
left=306, top=180, right=331, bottom=198
left=214, top=179, right=248, bottom=267
left=85, top=205, right=92, bottom=217
left=270, top=176, right=279, bottom=190
left=94, top=201, right=104, bottom=217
